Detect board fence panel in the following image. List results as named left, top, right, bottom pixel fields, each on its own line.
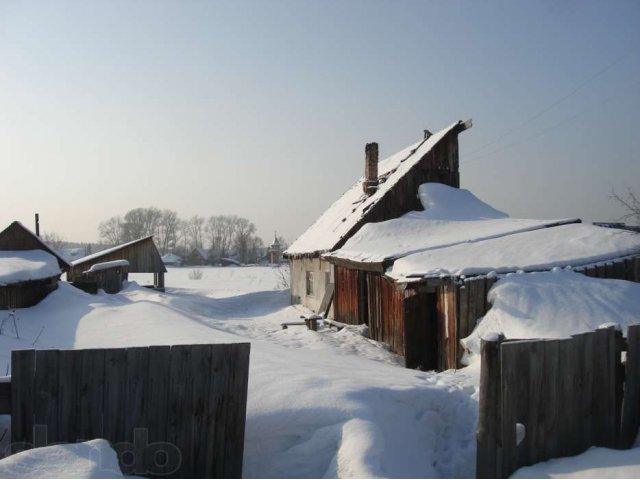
left=9, top=343, right=250, bottom=478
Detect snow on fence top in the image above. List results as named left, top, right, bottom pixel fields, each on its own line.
left=462, top=270, right=640, bottom=355
left=327, top=183, right=578, bottom=265
left=285, top=121, right=462, bottom=256
left=389, top=222, right=640, bottom=282
left=0, top=250, right=61, bottom=284
left=82, top=259, right=130, bottom=274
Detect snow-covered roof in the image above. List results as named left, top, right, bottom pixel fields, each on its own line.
left=0, top=250, right=61, bottom=285
left=462, top=270, right=640, bottom=356
left=285, top=121, right=465, bottom=256
left=388, top=223, right=640, bottom=282
left=193, top=247, right=209, bottom=259
left=83, top=259, right=129, bottom=274
left=328, top=183, right=577, bottom=266
left=72, top=236, right=153, bottom=266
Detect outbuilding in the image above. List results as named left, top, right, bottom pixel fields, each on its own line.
left=68, top=236, right=166, bottom=290
left=0, top=221, right=71, bottom=309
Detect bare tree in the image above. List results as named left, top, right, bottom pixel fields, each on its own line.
left=41, top=231, right=65, bottom=252
left=98, top=216, right=124, bottom=246
left=157, top=209, right=180, bottom=254
left=611, top=189, right=640, bottom=224
left=185, top=215, right=206, bottom=250
left=234, top=217, right=256, bottom=264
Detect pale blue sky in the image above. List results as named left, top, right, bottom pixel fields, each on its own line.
left=0, top=0, right=638, bottom=243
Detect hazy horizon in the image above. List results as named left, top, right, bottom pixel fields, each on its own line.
left=1, top=0, right=639, bottom=245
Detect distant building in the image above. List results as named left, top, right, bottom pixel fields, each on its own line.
left=0, top=221, right=71, bottom=309
left=186, top=247, right=211, bottom=266
left=267, top=233, right=283, bottom=264
left=162, top=253, right=183, bottom=266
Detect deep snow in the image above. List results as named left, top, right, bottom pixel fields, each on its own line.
left=0, top=250, right=61, bottom=284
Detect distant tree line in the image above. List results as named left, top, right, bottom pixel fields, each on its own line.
left=98, top=207, right=274, bottom=264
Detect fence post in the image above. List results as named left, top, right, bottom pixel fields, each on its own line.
left=476, top=333, right=505, bottom=479
left=620, top=324, right=640, bottom=448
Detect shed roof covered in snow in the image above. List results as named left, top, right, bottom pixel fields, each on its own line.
left=327, top=183, right=579, bottom=269
left=388, top=223, right=640, bottom=282
left=285, top=120, right=471, bottom=257
left=325, top=183, right=640, bottom=281
left=0, top=221, right=71, bottom=271
left=0, top=250, right=61, bottom=285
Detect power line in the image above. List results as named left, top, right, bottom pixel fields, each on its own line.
left=465, top=49, right=635, bottom=159
left=462, top=76, right=640, bottom=166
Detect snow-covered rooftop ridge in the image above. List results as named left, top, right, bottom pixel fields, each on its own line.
left=327, top=183, right=578, bottom=264
left=162, top=253, right=182, bottom=263
left=0, top=250, right=61, bottom=284
left=388, top=223, right=640, bottom=282
left=83, top=259, right=129, bottom=274
left=285, top=121, right=463, bottom=256
left=72, top=236, right=153, bottom=266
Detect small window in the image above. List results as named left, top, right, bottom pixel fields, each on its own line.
left=306, top=271, right=314, bottom=296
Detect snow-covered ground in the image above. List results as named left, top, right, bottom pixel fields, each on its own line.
left=0, top=266, right=479, bottom=478
left=1, top=265, right=639, bottom=478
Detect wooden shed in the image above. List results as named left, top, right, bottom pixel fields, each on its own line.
left=284, top=120, right=472, bottom=316
left=326, top=187, right=640, bottom=371
left=68, top=236, right=166, bottom=290
left=0, top=221, right=71, bottom=309
left=72, top=260, right=130, bottom=294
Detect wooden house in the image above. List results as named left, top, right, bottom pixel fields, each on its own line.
left=284, top=120, right=472, bottom=315
left=68, top=236, right=166, bottom=290
left=0, top=221, right=71, bottom=309
left=325, top=184, right=640, bottom=371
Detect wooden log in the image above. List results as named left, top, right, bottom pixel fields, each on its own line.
left=620, top=324, right=640, bottom=448
left=476, top=334, right=504, bottom=479
left=11, top=349, right=35, bottom=454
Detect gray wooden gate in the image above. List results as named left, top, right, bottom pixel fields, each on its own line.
left=10, top=343, right=250, bottom=478
left=476, top=324, right=640, bottom=478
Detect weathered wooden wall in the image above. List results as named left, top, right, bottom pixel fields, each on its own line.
left=290, top=257, right=334, bottom=317
left=334, top=266, right=363, bottom=325
left=0, top=277, right=58, bottom=309
left=477, top=325, right=640, bottom=479
left=11, top=344, right=250, bottom=478
left=332, top=132, right=461, bottom=253
left=366, top=272, right=404, bottom=354
left=68, top=237, right=166, bottom=281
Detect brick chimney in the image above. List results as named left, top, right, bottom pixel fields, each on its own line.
left=363, top=142, right=379, bottom=195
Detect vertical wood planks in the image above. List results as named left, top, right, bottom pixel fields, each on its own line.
left=620, top=324, right=640, bottom=448
left=8, top=344, right=250, bottom=479
left=476, top=334, right=504, bottom=479
left=11, top=349, right=35, bottom=454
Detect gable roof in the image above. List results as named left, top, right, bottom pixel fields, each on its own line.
left=0, top=221, right=71, bottom=271
left=285, top=121, right=467, bottom=257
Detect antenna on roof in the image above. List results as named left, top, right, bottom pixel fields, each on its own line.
left=424, top=130, right=432, bottom=140
left=35, top=213, right=40, bottom=237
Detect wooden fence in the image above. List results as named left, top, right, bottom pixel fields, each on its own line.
left=6, top=343, right=250, bottom=478
left=477, top=324, right=640, bottom=478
